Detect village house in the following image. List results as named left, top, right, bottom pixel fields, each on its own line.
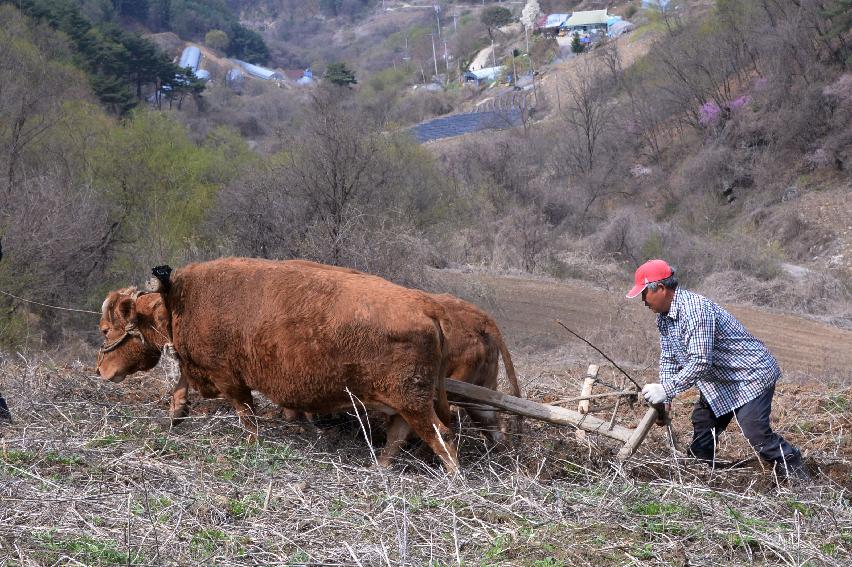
left=563, top=9, right=609, bottom=35
left=541, top=13, right=570, bottom=37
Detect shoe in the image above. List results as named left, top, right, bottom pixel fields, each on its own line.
left=0, top=397, right=11, bottom=423
left=778, top=456, right=811, bottom=482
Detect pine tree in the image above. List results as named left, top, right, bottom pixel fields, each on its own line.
left=229, top=23, right=269, bottom=64
left=571, top=32, right=584, bottom=54
left=324, top=62, right=357, bottom=86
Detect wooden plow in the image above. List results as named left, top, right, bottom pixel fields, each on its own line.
left=445, top=364, right=662, bottom=461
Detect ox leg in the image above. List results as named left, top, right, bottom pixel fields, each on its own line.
left=377, top=415, right=412, bottom=469
left=399, top=410, right=459, bottom=475
left=225, top=387, right=258, bottom=443
left=169, top=373, right=191, bottom=426
left=280, top=408, right=301, bottom=422
left=279, top=408, right=316, bottom=423
left=465, top=407, right=505, bottom=446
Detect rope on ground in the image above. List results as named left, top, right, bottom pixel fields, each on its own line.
left=0, top=289, right=101, bottom=315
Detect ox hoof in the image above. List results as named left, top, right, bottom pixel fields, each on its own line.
left=168, top=415, right=187, bottom=428
left=168, top=395, right=190, bottom=422
left=168, top=407, right=190, bottom=427
left=280, top=408, right=301, bottom=422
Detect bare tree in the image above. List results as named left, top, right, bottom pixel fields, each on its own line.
left=550, top=58, right=630, bottom=232
left=596, top=40, right=666, bottom=164
left=284, top=85, right=393, bottom=264
left=208, top=160, right=306, bottom=259
left=558, top=57, right=614, bottom=176
left=0, top=7, right=89, bottom=204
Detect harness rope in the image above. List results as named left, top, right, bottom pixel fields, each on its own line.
left=97, top=290, right=151, bottom=360
left=96, top=288, right=181, bottom=383
left=0, top=289, right=100, bottom=315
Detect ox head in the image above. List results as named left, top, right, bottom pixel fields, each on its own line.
left=96, top=288, right=170, bottom=382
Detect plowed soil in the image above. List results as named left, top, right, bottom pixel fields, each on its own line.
left=433, top=269, right=852, bottom=378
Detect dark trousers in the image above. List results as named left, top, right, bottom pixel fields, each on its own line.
left=0, top=395, right=9, bottom=421
left=689, top=384, right=801, bottom=465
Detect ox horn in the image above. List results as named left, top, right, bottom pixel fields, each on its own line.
left=144, top=277, right=162, bottom=292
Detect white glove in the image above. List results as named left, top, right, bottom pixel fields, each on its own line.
left=642, top=383, right=667, bottom=405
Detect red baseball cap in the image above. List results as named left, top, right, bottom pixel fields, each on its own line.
left=626, top=259, right=673, bottom=299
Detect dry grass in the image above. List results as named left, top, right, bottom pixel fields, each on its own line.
left=0, top=353, right=851, bottom=566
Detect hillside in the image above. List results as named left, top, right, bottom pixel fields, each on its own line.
left=2, top=2, right=852, bottom=565
left=415, top=1, right=851, bottom=324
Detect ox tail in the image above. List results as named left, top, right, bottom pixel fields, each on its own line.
left=489, top=321, right=521, bottom=398
left=489, top=320, right=523, bottom=434
left=434, top=318, right=454, bottom=431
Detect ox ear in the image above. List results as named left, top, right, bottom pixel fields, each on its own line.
left=117, top=296, right=137, bottom=323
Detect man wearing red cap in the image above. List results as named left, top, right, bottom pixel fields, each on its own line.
left=627, top=259, right=807, bottom=479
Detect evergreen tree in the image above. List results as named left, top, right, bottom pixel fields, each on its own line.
left=324, top=62, right=357, bottom=86
left=823, top=0, right=851, bottom=65
left=90, top=73, right=135, bottom=114
left=6, top=0, right=188, bottom=113
left=148, top=0, right=171, bottom=31
left=228, top=22, right=269, bottom=64
left=481, top=6, right=512, bottom=40
left=571, top=32, right=584, bottom=54
left=112, top=0, right=148, bottom=20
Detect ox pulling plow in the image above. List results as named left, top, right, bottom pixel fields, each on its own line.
left=446, top=364, right=664, bottom=461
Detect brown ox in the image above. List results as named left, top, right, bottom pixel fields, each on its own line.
left=96, top=257, right=459, bottom=473
left=431, top=293, right=522, bottom=443
left=277, top=262, right=522, bottom=443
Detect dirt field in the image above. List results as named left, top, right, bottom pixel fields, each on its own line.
left=1, top=270, right=851, bottom=565
left=433, top=269, right=852, bottom=378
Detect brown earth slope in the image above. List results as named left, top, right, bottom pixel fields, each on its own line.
left=433, top=270, right=852, bottom=378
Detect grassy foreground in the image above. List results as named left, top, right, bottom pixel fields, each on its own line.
left=0, top=356, right=850, bottom=566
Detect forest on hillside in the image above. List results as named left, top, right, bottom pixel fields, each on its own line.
left=0, top=0, right=850, bottom=350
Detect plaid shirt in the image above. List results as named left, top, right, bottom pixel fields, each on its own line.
left=657, top=288, right=780, bottom=417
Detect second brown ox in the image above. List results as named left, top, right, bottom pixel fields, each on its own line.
left=96, top=257, right=460, bottom=473
left=275, top=261, right=523, bottom=443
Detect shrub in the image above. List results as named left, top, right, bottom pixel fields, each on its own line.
left=204, top=29, right=229, bottom=52
left=698, top=270, right=851, bottom=319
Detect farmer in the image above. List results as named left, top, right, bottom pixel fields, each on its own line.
left=627, top=259, right=808, bottom=480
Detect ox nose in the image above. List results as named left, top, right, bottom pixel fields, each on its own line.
left=98, top=369, right=127, bottom=383
left=95, top=362, right=116, bottom=381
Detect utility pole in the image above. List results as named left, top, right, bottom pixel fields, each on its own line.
left=490, top=38, right=497, bottom=69
left=431, top=33, right=439, bottom=83
left=444, top=39, right=449, bottom=75
left=434, top=5, right=442, bottom=40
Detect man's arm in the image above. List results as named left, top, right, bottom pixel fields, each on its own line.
left=661, top=300, right=715, bottom=400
